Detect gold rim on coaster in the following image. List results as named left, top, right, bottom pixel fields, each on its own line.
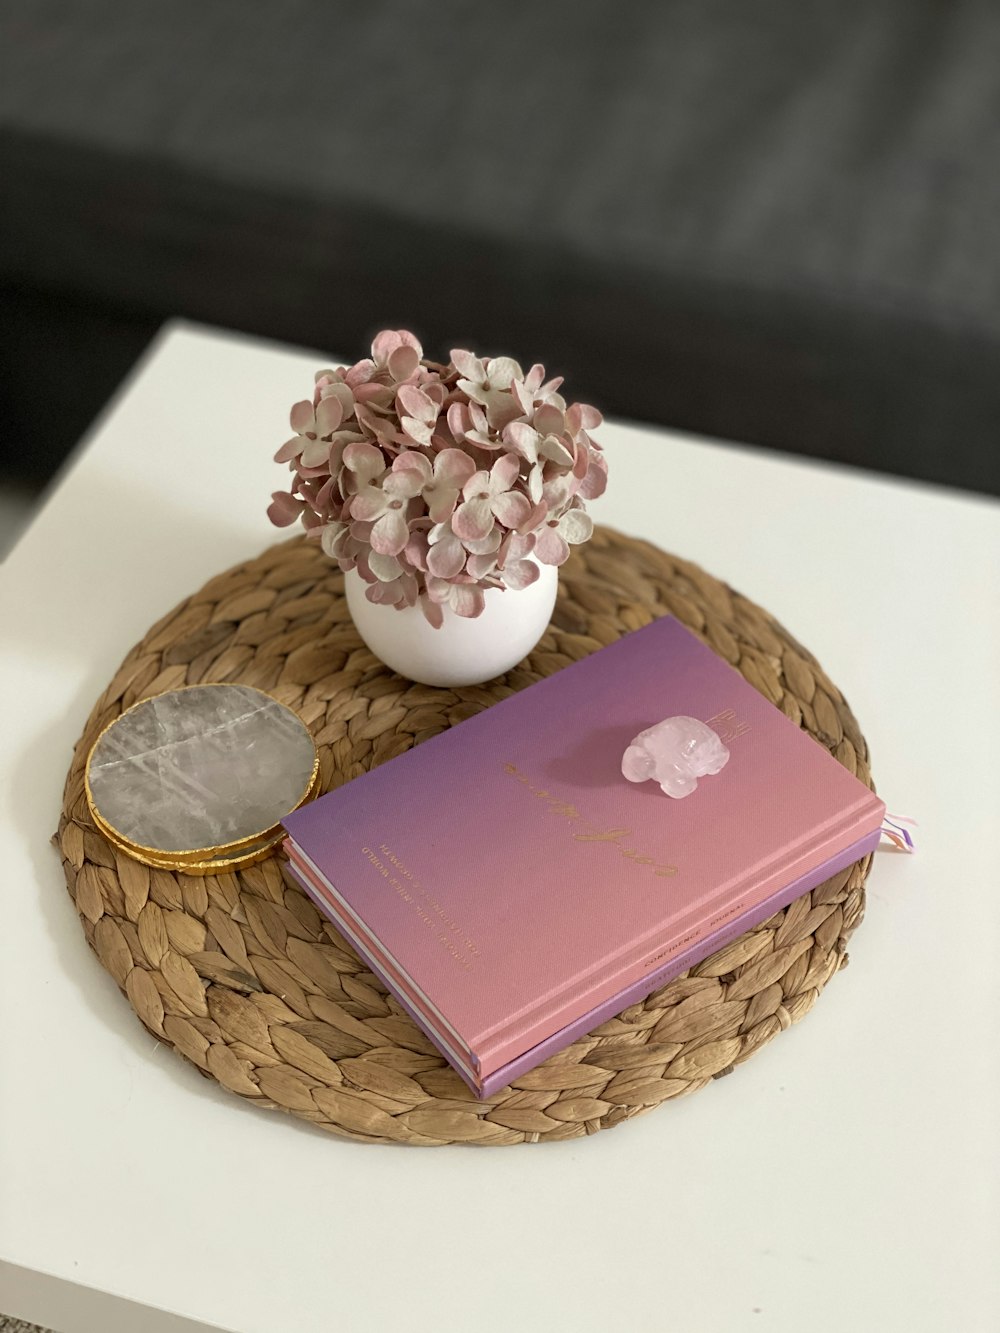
left=84, top=683, right=320, bottom=874
left=59, top=529, right=877, bottom=1146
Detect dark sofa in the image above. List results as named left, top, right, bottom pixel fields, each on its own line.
left=2, top=0, right=999, bottom=494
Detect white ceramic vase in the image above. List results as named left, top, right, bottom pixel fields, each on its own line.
left=344, top=565, right=559, bottom=687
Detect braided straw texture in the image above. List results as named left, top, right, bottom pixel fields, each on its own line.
left=57, top=528, right=875, bottom=1145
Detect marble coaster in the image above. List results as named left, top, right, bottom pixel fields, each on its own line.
left=85, top=684, right=319, bottom=870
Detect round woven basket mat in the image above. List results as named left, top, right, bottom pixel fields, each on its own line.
left=58, top=528, right=875, bottom=1146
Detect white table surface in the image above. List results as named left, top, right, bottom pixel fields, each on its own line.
left=2, top=322, right=998, bottom=1333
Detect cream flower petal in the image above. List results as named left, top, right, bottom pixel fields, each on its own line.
left=299, top=437, right=332, bottom=468
left=450, top=349, right=485, bottom=380
left=383, top=468, right=424, bottom=500
left=368, top=551, right=403, bottom=582
left=560, top=509, right=594, bottom=544
left=400, top=416, right=434, bottom=446
left=485, top=356, right=522, bottom=388
left=370, top=508, right=409, bottom=556
left=426, top=485, right=459, bottom=525
left=319, top=520, right=348, bottom=558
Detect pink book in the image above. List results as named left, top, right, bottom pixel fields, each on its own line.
left=283, top=616, right=884, bottom=1095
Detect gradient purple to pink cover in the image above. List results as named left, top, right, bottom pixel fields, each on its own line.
left=283, top=616, right=884, bottom=1091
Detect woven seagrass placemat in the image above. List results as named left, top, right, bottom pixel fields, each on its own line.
left=57, top=528, right=875, bottom=1145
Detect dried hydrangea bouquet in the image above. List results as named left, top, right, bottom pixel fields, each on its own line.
left=269, top=329, right=608, bottom=685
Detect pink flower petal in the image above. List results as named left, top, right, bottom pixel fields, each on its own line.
left=491, top=490, right=531, bottom=528
left=572, top=441, right=590, bottom=481
left=367, top=578, right=405, bottom=606
left=452, top=496, right=494, bottom=541
left=425, top=576, right=452, bottom=604
left=426, top=484, right=459, bottom=525
left=464, top=430, right=502, bottom=450
left=463, top=526, right=502, bottom=556
left=320, top=379, right=355, bottom=412
left=420, top=595, right=444, bottom=629
left=485, top=392, right=522, bottom=432
left=383, top=468, right=424, bottom=500
left=518, top=500, right=547, bottom=535
left=502, top=559, right=540, bottom=590
left=501, top=531, right=535, bottom=564
left=388, top=344, right=421, bottom=382
left=392, top=450, right=432, bottom=483
left=579, top=452, right=608, bottom=500
left=503, top=422, right=539, bottom=462
left=370, top=508, right=410, bottom=556
left=344, top=358, right=376, bottom=387
left=274, top=436, right=304, bottom=464
left=290, top=400, right=314, bottom=433
left=343, top=441, right=387, bottom=482
left=404, top=527, right=429, bottom=570
left=397, top=384, right=437, bottom=424
left=533, top=403, right=564, bottom=435
left=449, top=584, right=486, bottom=618
left=314, top=395, right=344, bottom=436
left=491, top=452, right=521, bottom=492
left=426, top=533, right=466, bottom=578
left=533, top=524, right=570, bottom=566
left=461, top=469, right=491, bottom=501
left=267, top=492, right=306, bottom=527
left=371, top=330, right=402, bottom=365
left=433, top=448, right=477, bottom=487
left=446, top=401, right=470, bottom=441
left=349, top=485, right=387, bottom=522
left=466, top=552, right=498, bottom=580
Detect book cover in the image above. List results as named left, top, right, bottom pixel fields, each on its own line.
left=283, top=616, right=884, bottom=1093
